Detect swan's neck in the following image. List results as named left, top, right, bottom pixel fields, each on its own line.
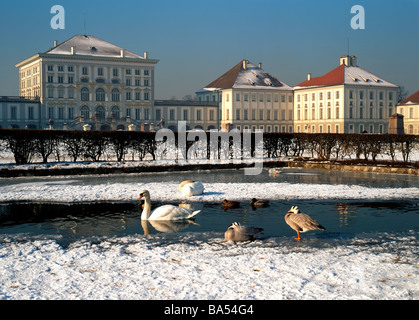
left=141, top=195, right=152, bottom=220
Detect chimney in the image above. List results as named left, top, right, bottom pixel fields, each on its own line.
left=120, top=49, right=125, bottom=58
left=144, top=51, right=149, bottom=59
left=349, top=55, right=357, bottom=67
left=242, top=60, right=247, bottom=70
left=307, top=73, right=312, bottom=81
left=258, top=62, right=262, bottom=69
left=54, top=40, right=58, bottom=47
left=70, top=46, right=76, bottom=55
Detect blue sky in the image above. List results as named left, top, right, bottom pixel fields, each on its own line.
left=1, top=0, right=418, bottom=99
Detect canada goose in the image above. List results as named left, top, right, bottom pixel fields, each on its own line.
left=250, top=198, right=270, bottom=207
left=224, top=222, right=264, bottom=242
left=179, top=180, right=204, bottom=197
left=138, top=190, right=200, bottom=221
left=221, top=199, right=241, bottom=209
left=285, top=206, right=325, bottom=240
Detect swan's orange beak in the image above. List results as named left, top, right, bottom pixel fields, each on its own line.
left=138, top=194, right=143, bottom=200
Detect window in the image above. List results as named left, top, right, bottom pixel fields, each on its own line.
left=82, top=67, right=88, bottom=75
left=259, top=110, right=263, bottom=120
left=68, top=76, right=74, bottom=84
left=244, top=109, right=248, bottom=120
left=68, top=88, right=74, bottom=99
left=335, top=91, right=340, bottom=99
left=58, top=76, right=64, bottom=83
left=135, top=108, right=141, bottom=120
left=81, top=88, right=89, bottom=101
left=244, top=94, right=248, bottom=102
left=336, top=107, right=339, bottom=119
left=48, top=76, right=54, bottom=83
left=197, top=110, right=202, bottom=121
left=113, top=69, right=118, bottom=77
left=369, top=91, right=374, bottom=100
left=135, top=69, right=140, bottom=76
left=68, top=66, right=74, bottom=72
left=95, top=106, right=106, bottom=120
left=95, top=89, right=105, bottom=102
left=209, top=110, right=214, bottom=121
left=48, top=65, right=54, bottom=71
left=58, top=88, right=64, bottom=99
left=169, top=109, right=175, bottom=121
left=28, top=107, right=34, bottom=120
left=11, top=106, right=17, bottom=120
left=135, top=92, right=141, bottom=101
left=126, top=79, right=131, bottom=86
left=112, top=106, right=120, bottom=119
left=144, top=92, right=149, bottom=101
left=67, top=107, right=73, bottom=120
left=48, top=88, right=54, bottom=98
left=48, top=107, right=54, bottom=119
left=112, top=89, right=120, bottom=102
left=58, top=107, right=65, bottom=120
left=98, top=68, right=103, bottom=76
left=135, top=79, right=141, bottom=86
left=144, top=70, right=149, bottom=76
left=126, top=69, right=131, bottom=75
left=183, top=109, right=188, bottom=121
left=126, top=108, right=131, bottom=118
left=144, top=80, right=149, bottom=87
left=360, top=91, right=364, bottom=99
left=236, top=93, right=240, bottom=101
left=126, top=91, right=131, bottom=100
left=226, top=94, right=229, bottom=102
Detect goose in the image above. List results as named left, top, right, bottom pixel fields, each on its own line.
left=221, top=199, right=241, bottom=209
left=138, top=190, right=200, bottom=221
left=285, top=206, right=325, bottom=240
left=224, top=222, right=264, bottom=242
left=179, top=180, right=204, bottom=197
left=250, top=198, right=270, bottom=207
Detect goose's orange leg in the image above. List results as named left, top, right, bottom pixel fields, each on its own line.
left=295, top=231, right=301, bottom=241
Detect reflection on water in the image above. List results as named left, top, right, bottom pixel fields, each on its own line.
left=0, top=200, right=417, bottom=243
left=2, top=168, right=419, bottom=189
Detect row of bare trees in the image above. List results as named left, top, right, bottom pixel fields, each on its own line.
left=0, top=129, right=418, bottom=165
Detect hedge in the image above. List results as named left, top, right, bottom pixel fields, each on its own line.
left=0, top=129, right=418, bottom=165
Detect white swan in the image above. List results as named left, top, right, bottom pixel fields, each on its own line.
left=138, top=190, right=201, bottom=221
left=179, top=180, right=204, bottom=197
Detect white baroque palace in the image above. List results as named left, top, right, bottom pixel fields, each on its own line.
left=397, top=90, right=419, bottom=134
left=196, top=60, right=294, bottom=133
left=293, top=55, right=399, bottom=134
left=15, top=35, right=159, bottom=130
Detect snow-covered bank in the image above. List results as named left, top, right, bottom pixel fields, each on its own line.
left=1, top=181, right=419, bottom=203
left=0, top=232, right=417, bottom=300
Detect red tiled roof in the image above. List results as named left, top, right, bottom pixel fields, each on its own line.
left=205, top=60, right=243, bottom=89
left=296, top=64, right=345, bottom=87
left=400, top=90, right=419, bottom=104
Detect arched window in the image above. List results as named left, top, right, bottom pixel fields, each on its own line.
left=95, top=106, right=106, bottom=121
left=112, top=89, right=120, bottom=102
left=81, top=88, right=90, bottom=101
left=96, top=88, right=105, bottom=102
left=80, top=106, right=90, bottom=119
left=111, top=106, right=120, bottom=120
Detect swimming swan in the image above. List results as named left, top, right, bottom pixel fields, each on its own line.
left=138, top=190, right=200, bottom=221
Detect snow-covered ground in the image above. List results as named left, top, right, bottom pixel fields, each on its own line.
left=0, top=231, right=417, bottom=300
left=0, top=175, right=418, bottom=300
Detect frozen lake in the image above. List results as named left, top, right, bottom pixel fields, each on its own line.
left=0, top=168, right=417, bottom=300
